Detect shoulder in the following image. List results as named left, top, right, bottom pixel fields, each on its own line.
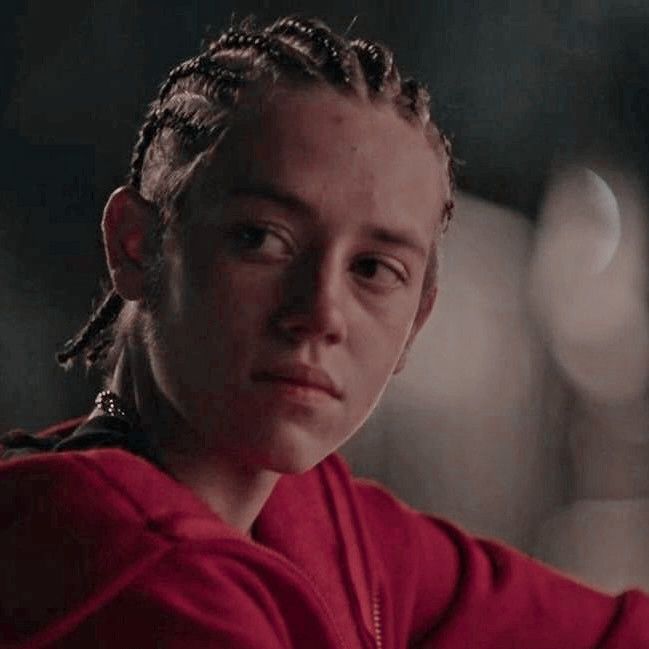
left=0, top=444, right=230, bottom=643
left=0, top=449, right=344, bottom=647
left=0, top=438, right=238, bottom=552
left=0, top=448, right=164, bottom=641
left=0, top=416, right=86, bottom=459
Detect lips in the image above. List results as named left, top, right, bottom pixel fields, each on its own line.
left=252, top=363, right=343, bottom=400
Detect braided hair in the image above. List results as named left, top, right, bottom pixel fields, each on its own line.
left=56, top=15, right=455, bottom=372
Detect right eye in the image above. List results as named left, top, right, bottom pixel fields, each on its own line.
left=227, top=223, right=294, bottom=259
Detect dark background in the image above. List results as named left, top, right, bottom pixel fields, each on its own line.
left=2, top=0, right=649, bottom=429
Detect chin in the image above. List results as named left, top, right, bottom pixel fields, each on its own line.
left=260, top=445, right=328, bottom=475
left=253, top=429, right=333, bottom=475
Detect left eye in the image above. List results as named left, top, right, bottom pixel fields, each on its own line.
left=229, top=224, right=293, bottom=258
left=352, top=258, right=405, bottom=288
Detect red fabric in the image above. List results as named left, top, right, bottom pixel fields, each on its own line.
left=1, top=429, right=649, bottom=648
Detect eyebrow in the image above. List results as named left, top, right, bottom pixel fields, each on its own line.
left=226, top=182, right=430, bottom=260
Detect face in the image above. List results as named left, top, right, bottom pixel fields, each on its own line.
left=146, top=84, right=447, bottom=473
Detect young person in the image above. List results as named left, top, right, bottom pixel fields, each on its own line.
left=1, top=15, right=648, bottom=648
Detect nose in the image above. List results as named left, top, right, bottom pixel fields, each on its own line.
left=272, top=253, right=348, bottom=346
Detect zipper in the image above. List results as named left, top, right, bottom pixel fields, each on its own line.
left=372, top=588, right=383, bottom=649
left=244, top=537, right=350, bottom=649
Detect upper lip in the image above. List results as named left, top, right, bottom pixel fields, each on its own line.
left=252, top=363, right=343, bottom=399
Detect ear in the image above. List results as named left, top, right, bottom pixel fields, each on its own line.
left=102, top=186, right=156, bottom=301
left=393, top=284, right=437, bottom=375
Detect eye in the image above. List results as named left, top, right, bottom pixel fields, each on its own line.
left=227, top=223, right=293, bottom=259
left=352, top=257, right=406, bottom=289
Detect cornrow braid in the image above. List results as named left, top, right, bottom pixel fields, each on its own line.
left=157, top=54, right=243, bottom=103
left=84, top=335, right=115, bottom=368
left=130, top=59, right=240, bottom=191
left=56, top=289, right=123, bottom=368
left=129, top=106, right=162, bottom=191
left=130, top=105, right=229, bottom=191
left=350, top=39, right=394, bottom=92
left=58, top=14, right=455, bottom=371
left=211, top=28, right=317, bottom=80
left=401, top=78, right=426, bottom=116
left=441, top=133, right=456, bottom=231
left=268, top=16, right=352, bottom=85
left=150, top=107, right=227, bottom=145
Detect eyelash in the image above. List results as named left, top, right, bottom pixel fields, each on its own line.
left=351, top=258, right=407, bottom=287
left=227, top=223, right=293, bottom=257
left=227, top=222, right=407, bottom=287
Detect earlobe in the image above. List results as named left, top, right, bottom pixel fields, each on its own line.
left=102, top=186, right=156, bottom=301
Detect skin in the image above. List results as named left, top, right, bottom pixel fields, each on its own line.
left=100, top=84, right=448, bottom=534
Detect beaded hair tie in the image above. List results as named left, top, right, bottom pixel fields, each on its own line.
left=94, top=390, right=137, bottom=425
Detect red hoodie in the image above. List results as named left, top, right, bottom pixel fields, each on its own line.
left=1, top=418, right=648, bottom=648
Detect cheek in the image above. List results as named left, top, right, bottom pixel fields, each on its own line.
left=170, top=260, right=284, bottom=369
left=347, top=310, right=414, bottom=401
left=355, top=297, right=416, bottom=357
left=204, top=262, right=283, bottom=331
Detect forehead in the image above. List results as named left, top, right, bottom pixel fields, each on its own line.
left=193, top=84, right=446, bottom=239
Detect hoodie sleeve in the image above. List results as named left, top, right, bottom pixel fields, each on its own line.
left=353, top=477, right=649, bottom=648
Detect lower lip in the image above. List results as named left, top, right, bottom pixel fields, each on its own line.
left=255, top=378, right=335, bottom=403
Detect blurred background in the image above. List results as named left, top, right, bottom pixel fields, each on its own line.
left=3, top=0, right=649, bottom=593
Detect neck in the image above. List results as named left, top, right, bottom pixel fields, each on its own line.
left=161, top=448, right=279, bottom=535
left=93, top=335, right=280, bottom=535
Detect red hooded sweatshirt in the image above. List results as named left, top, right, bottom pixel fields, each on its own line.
left=1, top=417, right=648, bottom=648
